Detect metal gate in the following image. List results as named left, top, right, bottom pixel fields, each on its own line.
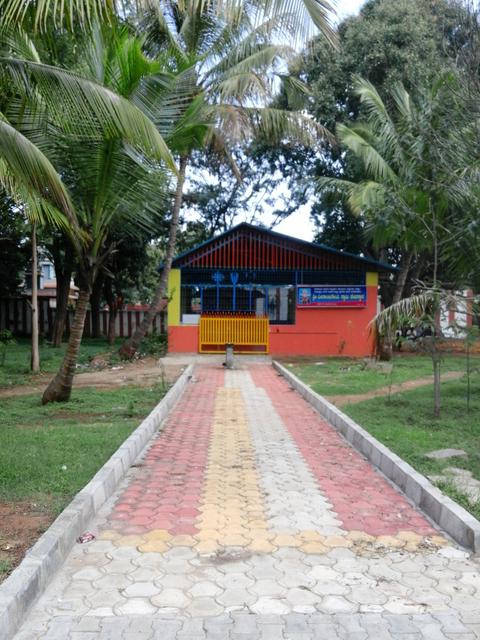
left=199, top=315, right=269, bottom=354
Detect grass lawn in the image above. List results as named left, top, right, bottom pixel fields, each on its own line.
left=0, top=338, right=114, bottom=389
left=289, top=355, right=480, bottom=522
left=285, top=354, right=480, bottom=396
left=0, top=381, right=168, bottom=581
left=345, top=379, right=480, bottom=521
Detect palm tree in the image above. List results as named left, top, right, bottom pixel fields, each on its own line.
left=119, top=0, right=328, bottom=357
left=0, top=0, right=335, bottom=42
left=318, top=75, right=474, bottom=360
left=319, top=76, right=470, bottom=303
left=1, top=23, right=179, bottom=402
left=39, top=25, right=179, bottom=403
left=320, top=74, right=477, bottom=377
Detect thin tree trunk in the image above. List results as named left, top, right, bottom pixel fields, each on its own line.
left=90, top=272, right=105, bottom=339
left=431, top=203, right=441, bottom=416
left=118, top=154, right=188, bottom=359
left=392, top=251, right=413, bottom=304
left=51, top=241, right=74, bottom=347
left=51, top=266, right=72, bottom=347
left=378, top=250, right=413, bottom=361
left=108, top=309, right=117, bottom=345
left=105, top=277, right=118, bottom=345
left=42, top=288, right=90, bottom=404
left=31, top=222, right=40, bottom=372
left=432, top=348, right=441, bottom=418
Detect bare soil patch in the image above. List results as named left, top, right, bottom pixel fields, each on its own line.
left=326, top=370, right=464, bottom=407
left=0, top=500, right=53, bottom=581
left=0, top=357, right=185, bottom=399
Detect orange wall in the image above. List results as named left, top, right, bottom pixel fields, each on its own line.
left=168, top=285, right=377, bottom=357
left=269, top=284, right=377, bottom=356
left=168, top=325, right=199, bottom=352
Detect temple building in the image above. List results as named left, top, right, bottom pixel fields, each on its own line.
left=166, top=223, right=394, bottom=356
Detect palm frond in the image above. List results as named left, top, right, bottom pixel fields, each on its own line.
left=0, top=113, right=73, bottom=215
left=217, top=0, right=336, bottom=45
left=337, top=123, right=397, bottom=183
left=2, top=57, right=177, bottom=172
left=390, top=83, right=412, bottom=123
left=0, top=26, right=41, bottom=61
left=317, top=175, right=386, bottom=216
left=207, top=44, right=296, bottom=92
left=0, top=0, right=116, bottom=32
left=372, top=292, right=437, bottom=337
left=217, top=106, right=330, bottom=146
left=353, top=77, right=405, bottom=166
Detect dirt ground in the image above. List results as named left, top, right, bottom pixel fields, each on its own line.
left=0, top=501, right=52, bottom=582
left=0, top=357, right=186, bottom=399
left=326, top=370, right=464, bottom=407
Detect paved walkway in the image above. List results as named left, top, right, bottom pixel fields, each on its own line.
left=16, top=365, right=480, bottom=639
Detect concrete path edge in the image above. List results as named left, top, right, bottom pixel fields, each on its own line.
left=273, top=361, right=480, bottom=554
left=0, top=364, right=194, bottom=640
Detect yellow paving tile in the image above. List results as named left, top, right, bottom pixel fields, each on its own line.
left=167, top=534, right=197, bottom=547
left=138, top=540, right=168, bottom=553
left=222, top=534, right=250, bottom=547
left=194, top=529, right=221, bottom=542
left=194, top=540, right=219, bottom=554
left=196, top=387, right=270, bottom=549
left=300, top=541, right=328, bottom=554
left=221, top=525, right=249, bottom=536
left=299, top=530, right=326, bottom=542
left=345, top=530, right=375, bottom=543
left=248, top=519, right=270, bottom=529
left=375, top=535, right=406, bottom=549
left=273, top=534, right=302, bottom=548
left=323, top=535, right=353, bottom=549
left=249, top=529, right=275, bottom=540
left=397, top=530, right=423, bottom=543
left=249, top=539, right=278, bottom=553
left=114, top=535, right=146, bottom=548
left=144, top=529, right=172, bottom=542
left=429, top=535, right=448, bottom=547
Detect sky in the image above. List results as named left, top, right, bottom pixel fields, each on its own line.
left=273, top=0, right=367, bottom=241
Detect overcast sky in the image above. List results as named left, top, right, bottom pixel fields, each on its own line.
left=274, top=0, right=366, bottom=241
left=336, top=0, right=367, bottom=20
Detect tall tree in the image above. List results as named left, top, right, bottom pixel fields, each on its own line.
left=119, top=0, right=327, bottom=358
left=319, top=76, right=473, bottom=292
left=291, top=0, right=471, bottom=255
left=319, top=75, right=477, bottom=360
left=37, top=24, right=176, bottom=402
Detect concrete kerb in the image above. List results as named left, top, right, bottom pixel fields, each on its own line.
left=272, top=360, right=480, bottom=553
left=0, top=363, right=194, bottom=640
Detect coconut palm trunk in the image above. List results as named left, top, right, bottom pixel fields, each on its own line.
left=31, top=222, right=40, bottom=372
left=41, top=286, right=91, bottom=403
left=51, top=267, right=72, bottom=346
left=119, top=155, right=188, bottom=359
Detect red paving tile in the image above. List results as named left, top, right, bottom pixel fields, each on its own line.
left=250, top=366, right=436, bottom=537
left=109, top=366, right=224, bottom=535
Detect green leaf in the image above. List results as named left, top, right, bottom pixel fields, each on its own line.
left=0, top=113, right=72, bottom=215
left=2, top=57, right=177, bottom=173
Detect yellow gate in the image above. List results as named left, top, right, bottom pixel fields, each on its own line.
left=199, top=316, right=269, bottom=354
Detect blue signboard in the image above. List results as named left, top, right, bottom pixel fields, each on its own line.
left=297, top=286, right=367, bottom=308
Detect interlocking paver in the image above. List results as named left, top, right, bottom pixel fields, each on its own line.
left=14, top=364, right=480, bottom=640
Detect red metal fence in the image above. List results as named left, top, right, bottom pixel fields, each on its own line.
left=0, top=298, right=166, bottom=338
